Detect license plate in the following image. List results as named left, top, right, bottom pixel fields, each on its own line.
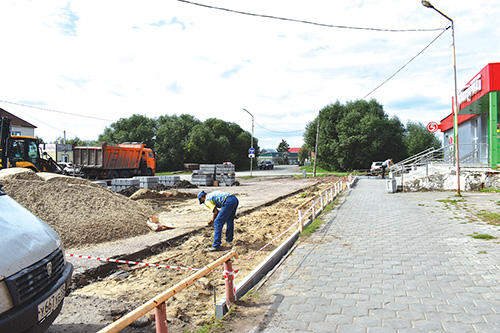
left=37, top=283, right=66, bottom=323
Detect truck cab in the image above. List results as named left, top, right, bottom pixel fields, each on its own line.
left=141, top=147, right=156, bottom=175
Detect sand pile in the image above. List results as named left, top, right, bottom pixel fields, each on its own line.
left=0, top=168, right=153, bottom=248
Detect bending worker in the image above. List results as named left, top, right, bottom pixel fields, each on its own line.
left=381, top=158, right=393, bottom=179
left=198, top=190, right=239, bottom=252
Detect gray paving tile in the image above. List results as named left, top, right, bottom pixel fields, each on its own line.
left=256, top=179, right=500, bottom=332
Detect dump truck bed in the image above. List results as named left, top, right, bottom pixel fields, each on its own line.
left=73, top=143, right=145, bottom=170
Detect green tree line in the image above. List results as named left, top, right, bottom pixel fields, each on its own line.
left=303, top=99, right=441, bottom=171
left=96, top=114, right=258, bottom=172
left=53, top=99, right=439, bottom=173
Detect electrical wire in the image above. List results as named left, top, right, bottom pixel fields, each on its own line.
left=362, top=25, right=451, bottom=100
left=0, top=100, right=113, bottom=122
left=255, top=121, right=304, bottom=134
left=257, top=22, right=448, bottom=133
left=0, top=101, right=80, bottom=138
left=175, top=0, right=446, bottom=32
left=0, top=3, right=449, bottom=137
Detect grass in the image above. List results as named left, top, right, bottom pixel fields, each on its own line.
left=480, top=188, right=500, bottom=193
left=193, top=317, right=224, bottom=333
left=299, top=201, right=337, bottom=237
left=469, top=233, right=497, bottom=240
left=299, top=165, right=350, bottom=177
left=300, top=216, right=324, bottom=238
left=156, top=171, right=190, bottom=176
left=477, top=211, right=500, bottom=225
left=437, top=198, right=465, bottom=205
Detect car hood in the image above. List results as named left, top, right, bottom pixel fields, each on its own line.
left=0, top=195, right=61, bottom=278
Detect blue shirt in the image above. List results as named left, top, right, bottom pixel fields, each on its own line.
left=204, top=191, right=232, bottom=211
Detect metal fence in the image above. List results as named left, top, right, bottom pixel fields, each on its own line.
left=391, top=143, right=490, bottom=180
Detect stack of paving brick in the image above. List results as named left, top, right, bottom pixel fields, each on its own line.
left=157, top=175, right=181, bottom=186
left=136, top=176, right=159, bottom=189
left=191, top=164, right=236, bottom=186
left=215, top=164, right=235, bottom=186
left=110, top=178, right=140, bottom=192
left=191, top=164, right=216, bottom=186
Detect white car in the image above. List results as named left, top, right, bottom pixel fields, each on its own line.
left=0, top=185, right=73, bottom=332
left=61, top=163, right=80, bottom=175
left=370, top=161, right=383, bottom=172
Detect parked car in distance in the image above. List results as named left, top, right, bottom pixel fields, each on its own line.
left=258, top=160, right=274, bottom=170
left=62, top=163, right=80, bottom=175
left=370, top=161, right=383, bottom=172
left=0, top=185, right=73, bottom=333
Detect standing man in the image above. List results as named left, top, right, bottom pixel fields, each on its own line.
left=198, top=190, right=239, bottom=252
left=381, top=158, right=392, bottom=179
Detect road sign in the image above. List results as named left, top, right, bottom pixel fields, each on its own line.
left=248, top=148, right=255, bottom=154
left=248, top=153, right=255, bottom=158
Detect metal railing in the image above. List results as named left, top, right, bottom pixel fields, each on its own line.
left=391, top=143, right=490, bottom=189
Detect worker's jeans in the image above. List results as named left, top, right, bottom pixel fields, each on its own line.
left=213, top=196, right=239, bottom=247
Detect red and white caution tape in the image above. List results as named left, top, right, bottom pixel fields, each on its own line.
left=66, top=254, right=199, bottom=271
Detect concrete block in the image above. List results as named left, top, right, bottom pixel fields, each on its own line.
left=111, top=178, right=140, bottom=186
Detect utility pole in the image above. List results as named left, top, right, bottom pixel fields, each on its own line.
left=313, top=110, right=320, bottom=177
left=243, top=108, right=254, bottom=176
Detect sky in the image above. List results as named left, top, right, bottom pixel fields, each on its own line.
left=0, top=0, right=499, bottom=150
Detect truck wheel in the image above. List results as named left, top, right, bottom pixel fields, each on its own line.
left=146, top=168, right=153, bottom=176
left=119, top=170, right=130, bottom=178
left=108, top=170, right=119, bottom=179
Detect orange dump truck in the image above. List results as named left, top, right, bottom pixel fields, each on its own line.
left=73, top=142, right=156, bottom=179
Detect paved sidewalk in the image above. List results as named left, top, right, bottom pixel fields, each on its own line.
left=256, top=178, right=500, bottom=332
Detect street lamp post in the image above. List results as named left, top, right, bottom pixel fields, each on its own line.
left=243, top=108, right=254, bottom=176
left=422, top=0, right=461, bottom=195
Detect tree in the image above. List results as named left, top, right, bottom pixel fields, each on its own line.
left=97, top=114, right=259, bottom=172
left=304, top=99, right=406, bottom=171
left=188, top=118, right=258, bottom=168
left=54, top=136, right=97, bottom=146
left=277, top=139, right=290, bottom=165
left=155, top=114, right=201, bottom=171
left=298, top=146, right=310, bottom=164
left=99, top=114, right=157, bottom=148
left=404, top=121, right=442, bottom=156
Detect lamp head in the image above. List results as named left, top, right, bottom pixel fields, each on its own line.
left=422, top=0, right=434, bottom=8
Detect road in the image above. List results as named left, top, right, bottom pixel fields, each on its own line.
left=177, top=164, right=307, bottom=181
left=237, top=164, right=305, bottom=177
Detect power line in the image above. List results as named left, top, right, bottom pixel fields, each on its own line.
left=0, top=100, right=113, bottom=121
left=362, top=25, right=450, bottom=100
left=255, top=121, right=304, bottom=134
left=175, top=0, right=446, bottom=32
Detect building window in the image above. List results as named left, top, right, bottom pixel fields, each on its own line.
left=61, top=154, right=69, bottom=163
left=12, top=131, right=21, bottom=136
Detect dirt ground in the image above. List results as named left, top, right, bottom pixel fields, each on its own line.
left=5, top=168, right=498, bottom=332
left=0, top=167, right=346, bottom=332
left=65, top=180, right=342, bottom=332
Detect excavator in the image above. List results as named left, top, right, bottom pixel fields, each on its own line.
left=0, top=117, right=63, bottom=173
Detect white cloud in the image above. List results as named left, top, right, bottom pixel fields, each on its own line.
left=0, top=0, right=498, bottom=150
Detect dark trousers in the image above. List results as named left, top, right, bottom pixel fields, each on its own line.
left=381, top=166, right=386, bottom=179
left=213, top=196, right=239, bottom=247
